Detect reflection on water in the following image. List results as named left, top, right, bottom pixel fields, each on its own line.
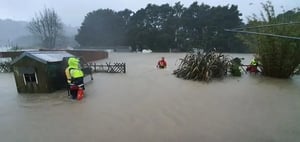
left=0, top=53, right=300, bottom=142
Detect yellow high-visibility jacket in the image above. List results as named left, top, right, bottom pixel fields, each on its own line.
left=65, top=57, right=84, bottom=83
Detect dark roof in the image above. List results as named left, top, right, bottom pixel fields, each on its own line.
left=11, top=51, right=73, bottom=65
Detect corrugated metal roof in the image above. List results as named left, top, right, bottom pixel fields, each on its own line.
left=11, top=51, right=74, bottom=65
left=31, top=51, right=73, bottom=62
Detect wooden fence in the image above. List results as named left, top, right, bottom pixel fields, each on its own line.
left=0, top=62, right=12, bottom=73
left=87, top=62, right=126, bottom=73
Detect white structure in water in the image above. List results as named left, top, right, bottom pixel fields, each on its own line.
left=142, top=49, right=152, bottom=53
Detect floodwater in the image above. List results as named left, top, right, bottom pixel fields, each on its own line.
left=1, top=53, right=300, bottom=142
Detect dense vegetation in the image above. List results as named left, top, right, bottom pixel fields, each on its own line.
left=75, top=1, right=300, bottom=79
left=75, top=9, right=129, bottom=47
left=173, top=49, right=231, bottom=81
left=239, top=1, right=300, bottom=78
left=75, top=2, right=247, bottom=52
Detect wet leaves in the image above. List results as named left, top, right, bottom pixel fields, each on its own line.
left=173, top=49, right=231, bottom=82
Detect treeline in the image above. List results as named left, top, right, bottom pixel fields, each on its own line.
left=75, top=2, right=248, bottom=52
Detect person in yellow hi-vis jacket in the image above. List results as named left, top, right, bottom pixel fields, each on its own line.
left=65, top=57, right=84, bottom=99
left=246, top=57, right=260, bottom=74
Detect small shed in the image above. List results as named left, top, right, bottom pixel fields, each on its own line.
left=11, top=51, right=73, bottom=93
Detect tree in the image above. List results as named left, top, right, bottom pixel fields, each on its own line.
left=75, top=2, right=245, bottom=52
left=28, top=8, right=63, bottom=49
left=240, top=1, right=300, bottom=78
left=75, top=9, right=130, bottom=47
left=180, top=2, right=244, bottom=52
left=127, top=4, right=175, bottom=51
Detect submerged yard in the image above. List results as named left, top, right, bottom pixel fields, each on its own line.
left=0, top=53, right=300, bottom=142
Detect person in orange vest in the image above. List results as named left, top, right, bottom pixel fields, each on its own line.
left=157, top=57, right=167, bottom=69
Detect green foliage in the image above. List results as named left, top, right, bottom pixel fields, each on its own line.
left=229, top=58, right=242, bottom=76
left=127, top=4, right=176, bottom=51
left=240, top=1, right=300, bottom=78
left=76, top=2, right=246, bottom=52
left=294, top=64, right=300, bottom=75
left=173, top=49, right=231, bottom=81
left=75, top=9, right=132, bottom=47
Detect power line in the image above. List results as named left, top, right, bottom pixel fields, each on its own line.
left=232, top=22, right=300, bottom=30
left=225, top=22, right=300, bottom=40
left=225, top=29, right=300, bottom=40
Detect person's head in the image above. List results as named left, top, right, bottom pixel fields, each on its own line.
left=68, top=57, right=80, bottom=68
left=161, top=57, right=165, bottom=60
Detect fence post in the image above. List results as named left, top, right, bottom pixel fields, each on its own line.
left=90, top=64, right=94, bottom=80
left=123, top=63, right=126, bottom=73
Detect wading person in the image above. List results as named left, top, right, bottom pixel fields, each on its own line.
left=246, top=57, right=259, bottom=74
left=65, top=57, right=84, bottom=99
left=157, top=57, right=167, bottom=69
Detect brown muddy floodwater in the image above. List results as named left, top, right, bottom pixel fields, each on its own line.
left=0, top=53, right=300, bottom=142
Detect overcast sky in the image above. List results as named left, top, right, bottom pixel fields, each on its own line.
left=0, top=0, right=299, bottom=27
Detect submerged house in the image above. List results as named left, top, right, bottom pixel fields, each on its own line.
left=11, top=51, right=73, bottom=93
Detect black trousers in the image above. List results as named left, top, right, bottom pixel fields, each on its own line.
left=70, top=77, right=84, bottom=99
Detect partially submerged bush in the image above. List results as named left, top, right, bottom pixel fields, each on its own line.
left=173, top=50, right=230, bottom=81
left=258, top=37, right=300, bottom=78
left=229, top=57, right=243, bottom=76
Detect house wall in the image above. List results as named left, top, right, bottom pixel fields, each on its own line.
left=0, top=51, right=24, bottom=58
left=47, top=62, right=67, bottom=91
left=12, top=57, right=51, bottom=93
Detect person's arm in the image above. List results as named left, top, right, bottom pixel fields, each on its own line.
left=157, top=60, right=160, bottom=68
left=65, top=68, right=72, bottom=83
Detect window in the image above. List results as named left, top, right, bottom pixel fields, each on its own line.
left=23, top=73, right=38, bottom=85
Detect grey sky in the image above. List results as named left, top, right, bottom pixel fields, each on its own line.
left=0, top=0, right=299, bottom=27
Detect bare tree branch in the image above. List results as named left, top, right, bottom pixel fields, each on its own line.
left=27, top=8, right=63, bottom=48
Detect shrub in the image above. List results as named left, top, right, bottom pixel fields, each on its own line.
left=173, top=49, right=231, bottom=81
